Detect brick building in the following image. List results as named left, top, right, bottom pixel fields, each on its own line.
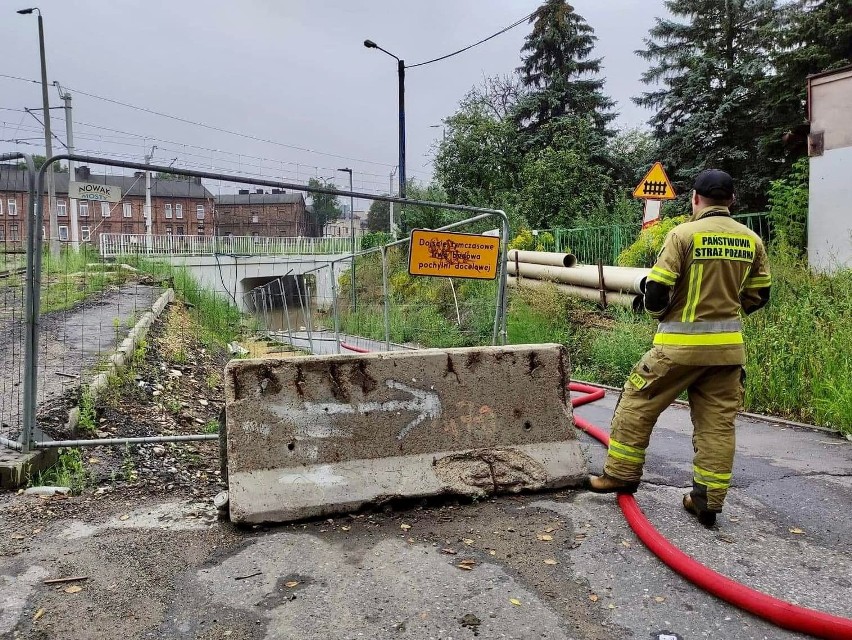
left=0, top=165, right=214, bottom=248
left=324, top=210, right=368, bottom=238
left=213, top=190, right=318, bottom=238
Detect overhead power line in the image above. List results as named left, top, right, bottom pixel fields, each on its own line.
left=407, top=11, right=534, bottom=69
left=0, top=72, right=396, bottom=169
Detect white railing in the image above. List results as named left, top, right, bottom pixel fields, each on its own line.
left=99, top=234, right=361, bottom=257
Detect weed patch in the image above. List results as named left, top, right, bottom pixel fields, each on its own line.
left=30, top=448, right=90, bottom=494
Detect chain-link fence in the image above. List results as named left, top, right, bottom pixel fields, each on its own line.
left=3, top=153, right=508, bottom=455
left=0, top=153, right=35, bottom=450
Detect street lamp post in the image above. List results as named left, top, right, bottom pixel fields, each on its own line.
left=18, top=7, right=58, bottom=257
left=363, top=39, right=406, bottom=199
left=338, top=167, right=356, bottom=310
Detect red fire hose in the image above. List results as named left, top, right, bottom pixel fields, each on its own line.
left=569, top=381, right=852, bottom=639
left=340, top=342, right=370, bottom=353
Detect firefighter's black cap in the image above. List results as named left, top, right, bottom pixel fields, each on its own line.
left=694, top=169, right=734, bottom=199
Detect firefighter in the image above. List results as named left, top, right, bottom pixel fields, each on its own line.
left=585, top=169, right=771, bottom=527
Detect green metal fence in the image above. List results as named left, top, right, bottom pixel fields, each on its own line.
left=534, top=212, right=770, bottom=267
left=733, top=212, right=771, bottom=244
left=534, top=224, right=640, bottom=265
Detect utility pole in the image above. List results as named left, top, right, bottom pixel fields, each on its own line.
left=389, top=166, right=398, bottom=239
left=144, top=145, right=156, bottom=253
left=338, top=168, right=356, bottom=310
left=397, top=59, right=406, bottom=198
left=18, top=8, right=58, bottom=256
left=56, top=83, right=78, bottom=250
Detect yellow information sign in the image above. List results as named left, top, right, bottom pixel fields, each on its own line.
left=408, top=229, right=500, bottom=280
left=633, top=162, right=677, bottom=200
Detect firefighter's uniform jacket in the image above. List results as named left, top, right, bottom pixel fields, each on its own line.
left=604, top=206, right=771, bottom=512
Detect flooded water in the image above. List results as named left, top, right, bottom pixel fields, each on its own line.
left=252, top=306, right=335, bottom=335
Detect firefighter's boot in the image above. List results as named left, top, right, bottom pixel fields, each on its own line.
left=584, top=473, right=640, bottom=494
left=683, top=493, right=717, bottom=528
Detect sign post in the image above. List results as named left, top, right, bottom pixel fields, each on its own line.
left=408, top=229, right=500, bottom=280
left=632, top=162, right=676, bottom=229
left=68, top=181, right=122, bottom=203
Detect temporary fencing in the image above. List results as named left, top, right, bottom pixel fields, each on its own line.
left=0, top=152, right=35, bottom=452
left=2, top=152, right=509, bottom=456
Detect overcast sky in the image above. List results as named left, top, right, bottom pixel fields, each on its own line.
left=1, top=0, right=667, bottom=196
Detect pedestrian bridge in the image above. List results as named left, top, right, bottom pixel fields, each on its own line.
left=99, top=233, right=361, bottom=258
left=100, top=234, right=357, bottom=312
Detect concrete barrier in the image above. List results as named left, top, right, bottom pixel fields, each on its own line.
left=225, top=344, right=586, bottom=523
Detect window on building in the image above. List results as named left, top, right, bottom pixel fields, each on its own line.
left=176, top=225, right=185, bottom=235
left=101, top=202, right=110, bottom=217
left=165, top=226, right=172, bottom=236
left=58, top=225, right=69, bottom=241
left=175, top=204, right=183, bottom=219
left=0, top=200, right=3, bottom=215
left=57, top=199, right=67, bottom=217
left=79, top=201, right=89, bottom=218
left=81, top=226, right=91, bottom=241
left=122, top=223, right=133, bottom=234
left=9, top=224, right=20, bottom=241
left=164, top=203, right=172, bottom=219
left=252, top=231, right=260, bottom=243
left=0, top=226, right=5, bottom=241
left=251, top=212, right=259, bottom=223
left=196, top=204, right=205, bottom=220
left=123, top=202, right=132, bottom=218
left=8, top=200, right=17, bottom=216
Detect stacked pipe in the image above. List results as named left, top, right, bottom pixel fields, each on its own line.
left=507, top=250, right=649, bottom=312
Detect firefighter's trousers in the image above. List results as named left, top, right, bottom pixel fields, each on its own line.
left=603, top=347, right=744, bottom=512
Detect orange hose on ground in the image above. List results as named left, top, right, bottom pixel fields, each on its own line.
left=569, top=381, right=852, bottom=640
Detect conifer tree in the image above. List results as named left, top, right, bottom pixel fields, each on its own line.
left=634, top=0, right=778, bottom=209
left=515, top=0, right=616, bottom=135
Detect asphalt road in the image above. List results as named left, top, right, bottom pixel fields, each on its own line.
left=1, top=389, right=850, bottom=639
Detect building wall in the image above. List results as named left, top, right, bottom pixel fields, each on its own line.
left=809, top=68, right=852, bottom=151
left=0, top=192, right=214, bottom=249
left=808, top=147, right=852, bottom=271
left=214, top=201, right=317, bottom=238
left=808, top=67, right=852, bottom=272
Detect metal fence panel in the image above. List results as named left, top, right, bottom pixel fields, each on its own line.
left=550, top=224, right=639, bottom=265
left=0, top=152, right=34, bottom=450
left=16, top=153, right=508, bottom=453
left=733, top=212, right=772, bottom=245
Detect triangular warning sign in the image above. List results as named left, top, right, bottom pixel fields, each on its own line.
left=633, top=162, right=676, bottom=200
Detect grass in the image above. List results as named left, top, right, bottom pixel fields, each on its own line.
left=39, top=246, right=131, bottom=313
left=203, top=419, right=220, bottom=434
left=205, top=372, right=222, bottom=390
left=337, top=248, right=498, bottom=348
left=78, top=386, right=97, bottom=433
left=742, top=247, right=852, bottom=434
left=122, top=256, right=243, bottom=347
left=30, top=448, right=90, bottom=494
left=506, top=283, right=653, bottom=386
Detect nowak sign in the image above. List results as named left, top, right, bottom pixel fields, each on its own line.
left=68, top=181, right=122, bottom=203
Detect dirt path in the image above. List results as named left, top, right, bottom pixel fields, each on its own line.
left=0, top=284, right=162, bottom=440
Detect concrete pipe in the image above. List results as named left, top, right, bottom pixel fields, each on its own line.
left=508, top=276, right=643, bottom=312
left=507, top=249, right=578, bottom=268
left=507, top=262, right=648, bottom=294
